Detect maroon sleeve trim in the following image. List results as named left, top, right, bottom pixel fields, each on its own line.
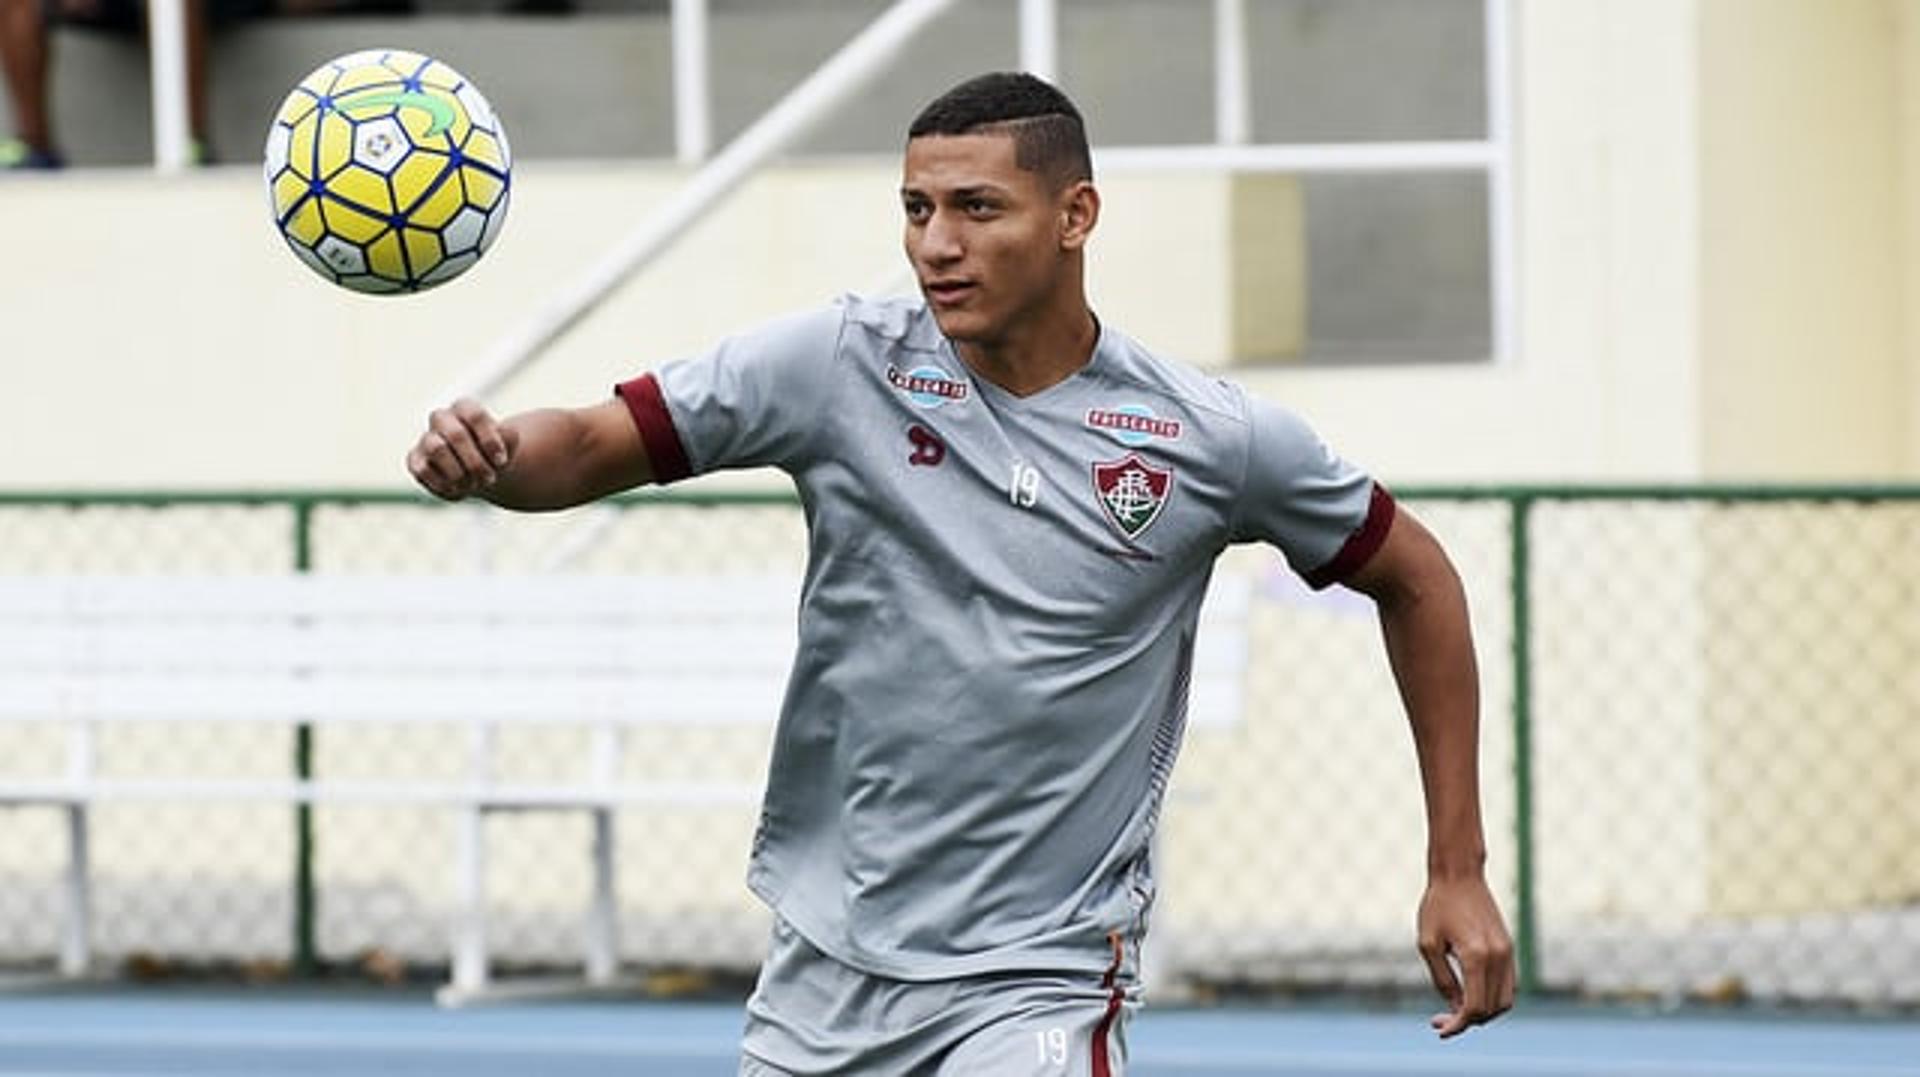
left=1304, top=483, right=1398, bottom=591
left=613, top=373, right=693, bottom=484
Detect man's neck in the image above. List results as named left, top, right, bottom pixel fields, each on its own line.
left=954, top=305, right=1100, bottom=399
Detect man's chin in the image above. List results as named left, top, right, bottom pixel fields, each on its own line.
left=926, top=308, right=990, bottom=344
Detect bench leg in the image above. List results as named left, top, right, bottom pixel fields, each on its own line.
left=449, top=805, right=488, bottom=996
left=585, top=807, right=617, bottom=986
left=60, top=803, right=90, bottom=978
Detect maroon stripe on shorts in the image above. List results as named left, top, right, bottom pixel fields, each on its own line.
left=613, top=373, right=692, bottom=483
left=1091, top=933, right=1125, bottom=1077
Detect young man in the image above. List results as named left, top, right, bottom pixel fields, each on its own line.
left=409, top=72, right=1513, bottom=1075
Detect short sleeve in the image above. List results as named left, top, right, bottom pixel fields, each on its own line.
left=613, top=304, right=846, bottom=482
left=1230, top=391, right=1396, bottom=590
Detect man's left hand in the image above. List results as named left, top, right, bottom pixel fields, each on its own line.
left=1417, top=873, right=1515, bottom=1038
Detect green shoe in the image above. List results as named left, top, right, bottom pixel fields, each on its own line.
left=0, top=137, right=66, bottom=170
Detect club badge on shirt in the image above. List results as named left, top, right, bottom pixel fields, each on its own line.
left=1092, top=453, right=1173, bottom=541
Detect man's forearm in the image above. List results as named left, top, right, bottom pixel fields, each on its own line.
left=482, top=408, right=599, bottom=512
left=1375, top=556, right=1488, bottom=877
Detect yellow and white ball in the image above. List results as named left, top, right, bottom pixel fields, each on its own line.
left=264, top=50, right=511, bottom=294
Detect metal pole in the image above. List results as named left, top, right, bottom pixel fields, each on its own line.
left=1213, top=0, right=1250, bottom=145
left=671, top=0, right=711, bottom=164
left=442, top=0, right=958, bottom=404
left=1509, top=494, right=1540, bottom=995
left=147, top=0, right=192, bottom=174
left=1019, top=0, right=1057, bottom=81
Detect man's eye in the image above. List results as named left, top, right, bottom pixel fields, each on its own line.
left=965, top=199, right=993, bottom=215
left=904, top=202, right=930, bottom=220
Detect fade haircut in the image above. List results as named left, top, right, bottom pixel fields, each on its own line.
left=907, top=72, right=1093, bottom=189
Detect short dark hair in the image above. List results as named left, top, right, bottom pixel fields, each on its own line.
left=907, top=72, right=1093, bottom=188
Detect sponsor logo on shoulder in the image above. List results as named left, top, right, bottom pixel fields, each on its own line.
left=887, top=364, right=969, bottom=408
left=1086, top=404, right=1182, bottom=446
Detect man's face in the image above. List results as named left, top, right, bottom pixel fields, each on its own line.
left=900, top=132, right=1071, bottom=347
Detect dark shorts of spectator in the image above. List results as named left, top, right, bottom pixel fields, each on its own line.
left=41, top=0, right=444, bottom=35
left=42, top=0, right=275, bottom=34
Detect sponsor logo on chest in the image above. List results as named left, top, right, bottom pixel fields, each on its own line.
left=886, top=363, right=969, bottom=408
left=1085, top=404, right=1182, bottom=446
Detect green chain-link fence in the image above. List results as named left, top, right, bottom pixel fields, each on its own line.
left=0, top=486, right=1914, bottom=1007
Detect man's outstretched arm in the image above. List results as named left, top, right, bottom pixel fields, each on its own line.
left=1343, top=504, right=1515, bottom=1038
left=406, top=396, right=655, bottom=511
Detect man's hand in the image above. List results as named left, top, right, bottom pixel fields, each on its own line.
left=1417, top=872, right=1515, bottom=1038
left=407, top=398, right=518, bottom=501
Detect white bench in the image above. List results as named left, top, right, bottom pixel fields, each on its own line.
left=0, top=571, right=1251, bottom=1002
left=0, top=573, right=799, bottom=1003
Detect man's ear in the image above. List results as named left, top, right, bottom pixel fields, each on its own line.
left=1059, top=180, right=1100, bottom=252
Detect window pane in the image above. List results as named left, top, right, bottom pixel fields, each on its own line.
left=1062, top=0, right=1214, bottom=146
left=1293, top=171, right=1491, bottom=362
left=1248, top=0, right=1487, bottom=143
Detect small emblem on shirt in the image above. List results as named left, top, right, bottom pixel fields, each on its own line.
left=887, top=364, right=969, bottom=408
left=1086, top=404, right=1182, bottom=446
left=906, top=424, right=946, bottom=467
left=1091, top=453, right=1173, bottom=541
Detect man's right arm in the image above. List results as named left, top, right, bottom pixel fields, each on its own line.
left=406, top=397, right=654, bottom=511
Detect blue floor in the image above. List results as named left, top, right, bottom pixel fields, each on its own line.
left=0, top=989, right=1915, bottom=1075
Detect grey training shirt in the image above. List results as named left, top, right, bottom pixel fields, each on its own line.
left=617, top=295, right=1392, bottom=982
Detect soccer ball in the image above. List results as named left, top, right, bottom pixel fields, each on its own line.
left=263, top=49, right=511, bottom=295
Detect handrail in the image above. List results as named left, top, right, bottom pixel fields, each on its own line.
left=436, top=0, right=959, bottom=405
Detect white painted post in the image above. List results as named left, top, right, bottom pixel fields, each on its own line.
left=1019, top=0, right=1057, bottom=82
left=1213, top=0, right=1251, bottom=146
left=1484, top=0, right=1516, bottom=363
left=671, top=0, right=711, bottom=165
left=147, top=0, right=192, bottom=174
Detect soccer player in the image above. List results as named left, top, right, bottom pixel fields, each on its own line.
left=408, top=72, right=1513, bottom=1076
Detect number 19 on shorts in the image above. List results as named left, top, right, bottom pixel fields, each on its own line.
left=1035, top=1026, right=1068, bottom=1065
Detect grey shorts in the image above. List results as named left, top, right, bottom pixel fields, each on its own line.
left=740, top=918, right=1140, bottom=1076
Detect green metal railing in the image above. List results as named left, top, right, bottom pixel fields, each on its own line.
left=1, top=483, right=1915, bottom=1003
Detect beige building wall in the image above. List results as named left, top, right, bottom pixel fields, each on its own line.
left=1698, top=0, right=1909, bottom=478
left=1694, top=0, right=1920, bottom=914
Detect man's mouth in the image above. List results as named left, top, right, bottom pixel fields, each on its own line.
left=924, top=279, right=976, bottom=305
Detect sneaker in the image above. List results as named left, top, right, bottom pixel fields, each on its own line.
left=0, top=138, right=65, bottom=171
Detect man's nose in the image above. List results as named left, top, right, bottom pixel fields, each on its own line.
left=918, top=211, right=963, bottom=264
